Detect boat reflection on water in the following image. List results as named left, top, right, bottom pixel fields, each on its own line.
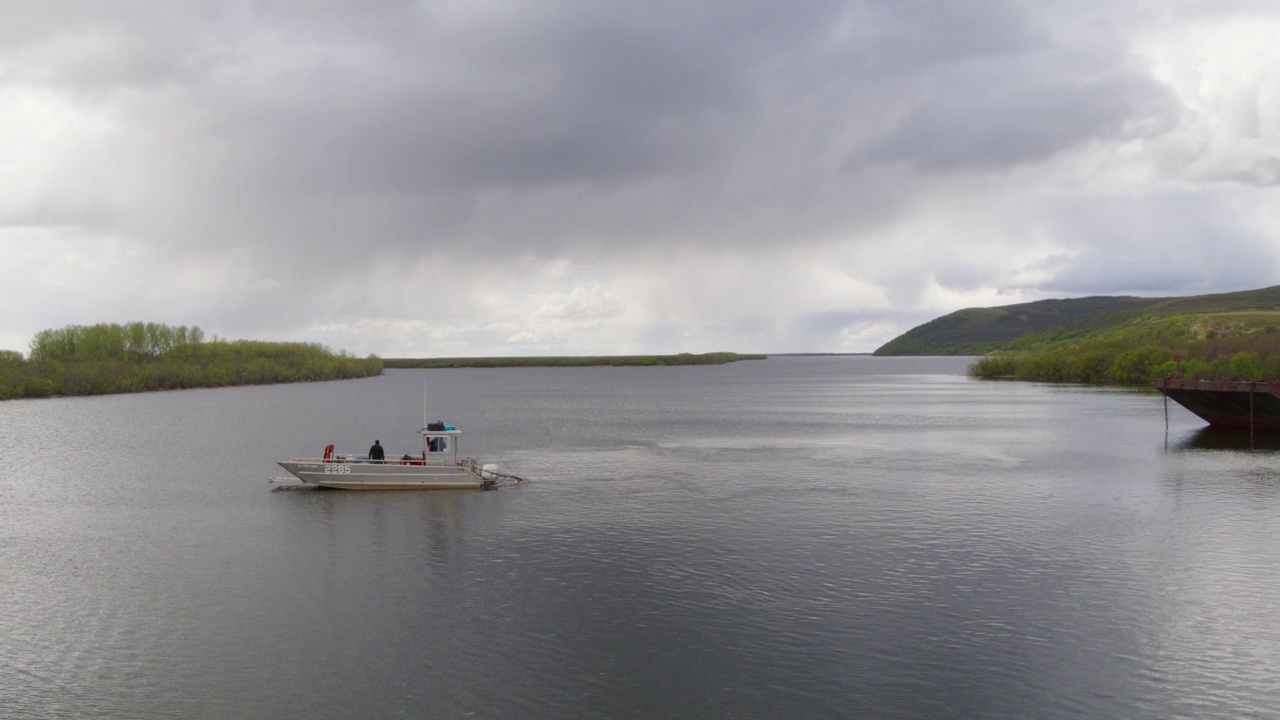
left=1173, top=425, right=1280, bottom=452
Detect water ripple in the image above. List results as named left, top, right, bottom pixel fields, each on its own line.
left=2, top=359, right=1279, bottom=718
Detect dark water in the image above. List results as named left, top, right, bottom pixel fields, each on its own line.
left=2, top=357, right=1278, bottom=719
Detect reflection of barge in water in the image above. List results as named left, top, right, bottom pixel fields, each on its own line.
left=1154, top=378, right=1280, bottom=430
left=1176, top=425, right=1280, bottom=451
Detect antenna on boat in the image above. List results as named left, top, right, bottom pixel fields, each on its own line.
left=423, top=377, right=428, bottom=430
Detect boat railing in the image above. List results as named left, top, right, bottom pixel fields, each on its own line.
left=295, top=455, right=458, bottom=466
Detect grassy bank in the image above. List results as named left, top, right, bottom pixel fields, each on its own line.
left=1, top=322, right=382, bottom=399
left=383, top=352, right=766, bottom=368
left=968, top=312, right=1280, bottom=383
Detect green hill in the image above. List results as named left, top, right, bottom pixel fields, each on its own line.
left=876, top=285, right=1280, bottom=383
left=875, top=285, right=1280, bottom=356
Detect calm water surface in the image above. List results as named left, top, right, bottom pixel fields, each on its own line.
left=2, top=357, right=1278, bottom=719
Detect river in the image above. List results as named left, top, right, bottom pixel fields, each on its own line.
left=1, top=356, right=1277, bottom=718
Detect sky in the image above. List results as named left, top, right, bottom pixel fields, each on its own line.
left=3, top=1, right=1280, bottom=357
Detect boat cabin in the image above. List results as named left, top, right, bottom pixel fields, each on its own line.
left=419, top=425, right=461, bottom=466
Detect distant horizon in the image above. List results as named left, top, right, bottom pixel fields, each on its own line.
left=14, top=279, right=1280, bottom=360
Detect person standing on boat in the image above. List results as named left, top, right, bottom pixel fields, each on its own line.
left=368, top=439, right=385, bottom=463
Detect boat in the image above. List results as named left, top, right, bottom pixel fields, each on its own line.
left=1154, top=378, right=1280, bottom=431
left=275, top=423, right=522, bottom=490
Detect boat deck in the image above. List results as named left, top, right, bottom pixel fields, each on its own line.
left=1155, top=378, right=1280, bottom=430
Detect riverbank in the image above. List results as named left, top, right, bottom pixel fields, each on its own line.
left=967, top=320, right=1280, bottom=383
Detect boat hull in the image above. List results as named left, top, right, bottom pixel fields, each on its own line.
left=1155, top=378, right=1280, bottom=430
left=277, top=460, right=490, bottom=490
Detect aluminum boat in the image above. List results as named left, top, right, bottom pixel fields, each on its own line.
left=276, top=424, right=520, bottom=490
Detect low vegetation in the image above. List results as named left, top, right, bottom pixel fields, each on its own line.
left=1, top=322, right=382, bottom=399
left=967, top=312, right=1280, bottom=383
left=383, top=352, right=766, bottom=368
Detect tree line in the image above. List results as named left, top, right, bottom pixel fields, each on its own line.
left=2, top=322, right=382, bottom=399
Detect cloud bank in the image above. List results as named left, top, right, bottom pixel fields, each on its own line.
left=3, top=0, right=1279, bottom=355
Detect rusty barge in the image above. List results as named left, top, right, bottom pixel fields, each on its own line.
left=1154, top=378, right=1280, bottom=431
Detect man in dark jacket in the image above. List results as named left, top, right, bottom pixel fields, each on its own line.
left=368, top=439, right=385, bottom=462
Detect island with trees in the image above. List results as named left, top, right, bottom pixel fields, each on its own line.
left=0, top=322, right=383, bottom=400
left=874, top=285, right=1280, bottom=383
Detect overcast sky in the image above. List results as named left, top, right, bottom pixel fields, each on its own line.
left=3, top=1, right=1279, bottom=357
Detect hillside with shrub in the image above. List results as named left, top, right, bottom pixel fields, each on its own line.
left=875, top=286, right=1280, bottom=383
left=875, top=286, right=1280, bottom=356
left=967, top=311, right=1280, bottom=382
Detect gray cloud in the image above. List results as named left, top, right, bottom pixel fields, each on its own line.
left=1035, top=191, right=1280, bottom=295
left=2, top=0, right=1279, bottom=355
left=848, top=68, right=1180, bottom=172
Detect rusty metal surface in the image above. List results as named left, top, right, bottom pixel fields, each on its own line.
left=1154, top=378, right=1280, bottom=394
left=1155, top=377, right=1280, bottom=429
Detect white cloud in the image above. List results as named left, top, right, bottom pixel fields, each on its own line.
left=1135, top=12, right=1280, bottom=186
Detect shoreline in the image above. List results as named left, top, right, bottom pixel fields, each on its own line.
left=382, top=352, right=767, bottom=368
